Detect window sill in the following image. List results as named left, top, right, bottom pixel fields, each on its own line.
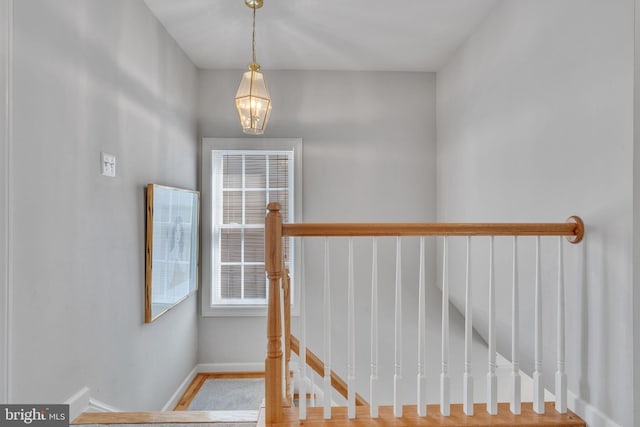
left=201, top=303, right=299, bottom=317
left=202, top=305, right=268, bottom=317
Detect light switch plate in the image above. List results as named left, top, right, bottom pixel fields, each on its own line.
left=101, top=152, right=116, bottom=177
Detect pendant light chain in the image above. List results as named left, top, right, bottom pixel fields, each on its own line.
left=252, top=5, right=257, bottom=66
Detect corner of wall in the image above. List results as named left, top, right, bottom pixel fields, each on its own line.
left=569, top=392, right=623, bottom=427
left=64, top=387, right=91, bottom=422
left=161, top=366, right=197, bottom=411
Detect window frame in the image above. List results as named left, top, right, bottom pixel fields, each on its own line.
left=201, top=138, right=302, bottom=317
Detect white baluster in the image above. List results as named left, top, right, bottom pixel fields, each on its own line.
left=309, top=374, right=316, bottom=407
left=291, top=362, right=297, bottom=405
left=299, top=238, right=307, bottom=419
left=291, top=365, right=297, bottom=405
left=417, top=237, right=427, bottom=417
left=370, top=238, right=379, bottom=418
left=511, top=236, right=521, bottom=414
left=290, top=364, right=296, bottom=405
left=394, top=236, right=403, bottom=417
left=347, top=238, right=356, bottom=419
left=441, top=237, right=450, bottom=416
left=463, top=236, right=473, bottom=416
left=533, top=236, right=544, bottom=414
left=487, top=236, right=497, bottom=415
left=556, top=237, right=567, bottom=413
left=323, top=238, right=332, bottom=419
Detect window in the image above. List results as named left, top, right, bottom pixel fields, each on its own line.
left=212, top=150, right=292, bottom=304
left=201, top=138, right=301, bottom=316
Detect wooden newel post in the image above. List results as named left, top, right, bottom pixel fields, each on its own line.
left=265, top=202, right=283, bottom=424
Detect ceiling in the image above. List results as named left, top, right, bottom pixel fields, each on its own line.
left=144, top=0, right=499, bottom=72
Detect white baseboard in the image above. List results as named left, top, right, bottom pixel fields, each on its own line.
left=162, top=366, right=198, bottom=411
left=569, top=391, right=622, bottom=427
left=65, top=387, right=119, bottom=419
left=196, top=362, right=264, bottom=373
left=64, top=387, right=90, bottom=422
left=87, top=398, right=120, bottom=413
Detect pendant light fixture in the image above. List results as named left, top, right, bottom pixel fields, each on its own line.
left=235, top=0, right=272, bottom=135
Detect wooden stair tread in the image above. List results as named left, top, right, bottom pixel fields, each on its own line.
left=72, top=372, right=267, bottom=425
left=72, top=409, right=259, bottom=425
left=264, top=402, right=585, bottom=427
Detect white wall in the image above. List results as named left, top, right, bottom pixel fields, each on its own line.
left=197, top=70, right=439, bottom=403
left=9, top=0, right=198, bottom=410
left=634, top=0, right=640, bottom=424
left=0, top=0, right=12, bottom=404
left=437, top=1, right=633, bottom=426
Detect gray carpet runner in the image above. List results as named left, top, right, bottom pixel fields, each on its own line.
left=188, top=378, right=264, bottom=411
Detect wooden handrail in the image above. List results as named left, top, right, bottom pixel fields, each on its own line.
left=281, top=215, right=584, bottom=243
left=290, top=335, right=368, bottom=407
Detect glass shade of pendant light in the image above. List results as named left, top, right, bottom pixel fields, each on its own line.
left=235, top=0, right=272, bottom=135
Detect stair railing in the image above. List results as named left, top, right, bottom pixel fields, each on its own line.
left=264, top=202, right=584, bottom=425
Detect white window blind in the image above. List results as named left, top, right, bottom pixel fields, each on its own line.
left=212, top=150, right=293, bottom=305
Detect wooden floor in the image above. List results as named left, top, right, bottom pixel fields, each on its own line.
left=72, top=409, right=259, bottom=424
left=259, top=402, right=585, bottom=427
left=73, top=402, right=585, bottom=426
